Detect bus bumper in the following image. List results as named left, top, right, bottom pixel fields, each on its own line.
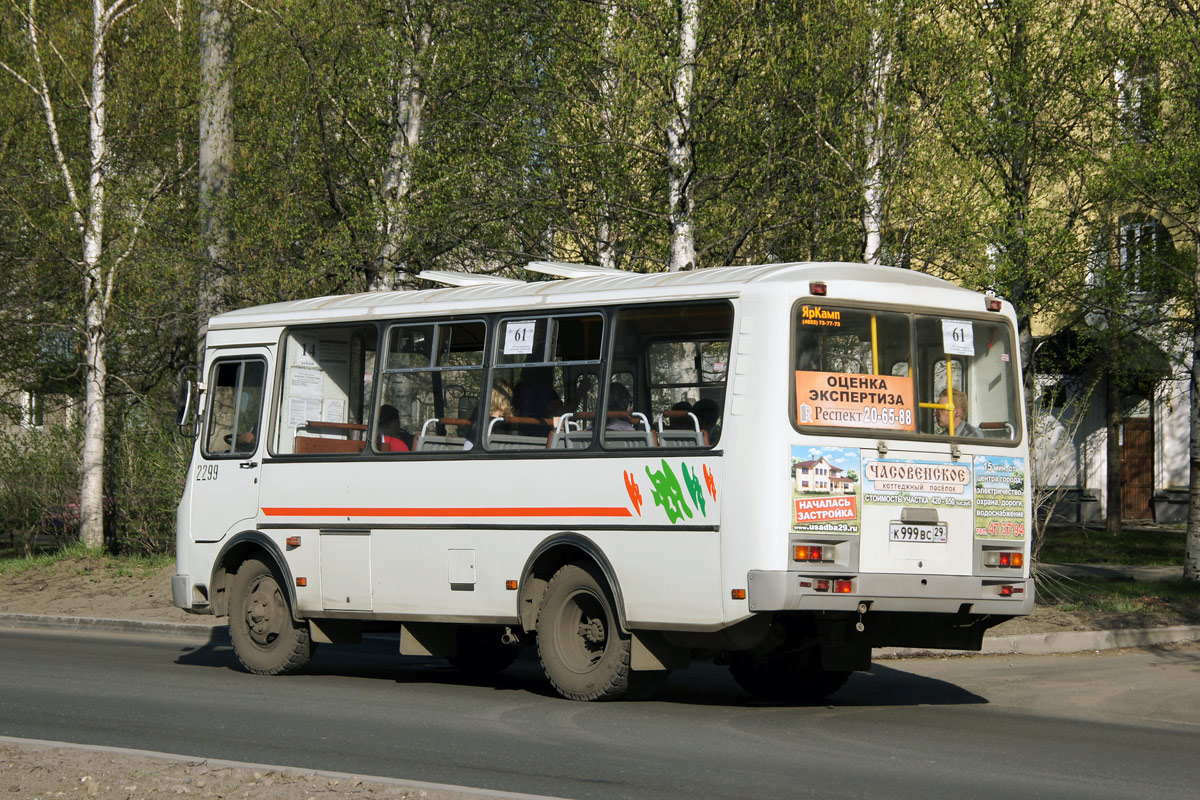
left=747, top=570, right=1035, bottom=617
left=172, top=574, right=212, bottom=614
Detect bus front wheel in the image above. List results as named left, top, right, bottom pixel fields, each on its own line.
left=729, top=645, right=850, bottom=703
left=536, top=562, right=660, bottom=701
left=229, top=556, right=313, bottom=675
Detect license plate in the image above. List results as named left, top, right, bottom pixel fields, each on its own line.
left=889, top=522, right=948, bottom=543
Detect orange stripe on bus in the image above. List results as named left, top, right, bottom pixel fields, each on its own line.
left=260, top=506, right=634, bottom=518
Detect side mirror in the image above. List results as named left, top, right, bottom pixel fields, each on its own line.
left=175, top=366, right=200, bottom=432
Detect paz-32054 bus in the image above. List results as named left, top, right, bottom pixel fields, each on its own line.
left=174, top=261, right=1033, bottom=701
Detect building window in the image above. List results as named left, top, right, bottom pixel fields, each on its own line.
left=1115, top=60, right=1158, bottom=143
left=1118, top=215, right=1174, bottom=295
left=21, top=391, right=44, bottom=429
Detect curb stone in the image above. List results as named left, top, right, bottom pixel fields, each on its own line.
left=3, top=612, right=1199, bottom=659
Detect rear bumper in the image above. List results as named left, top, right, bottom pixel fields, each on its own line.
left=747, top=570, right=1035, bottom=616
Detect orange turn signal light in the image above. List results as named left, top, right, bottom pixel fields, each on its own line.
left=295, top=577, right=307, bottom=587
left=731, top=589, right=746, bottom=600
left=506, top=580, right=518, bottom=590
left=286, top=536, right=301, bottom=548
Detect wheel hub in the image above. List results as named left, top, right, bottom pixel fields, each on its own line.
left=245, top=577, right=283, bottom=647
left=578, top=616, right=606, bottom=645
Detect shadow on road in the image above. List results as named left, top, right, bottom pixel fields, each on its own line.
left=175, top=630, right=987, bottom=708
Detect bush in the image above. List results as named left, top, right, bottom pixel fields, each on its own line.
left=0, top=425, right=82, bottom=556
left=106, top=403, right=190, bottom=555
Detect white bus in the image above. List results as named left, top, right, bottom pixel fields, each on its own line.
left=174, top=261, right=1033, bottom=702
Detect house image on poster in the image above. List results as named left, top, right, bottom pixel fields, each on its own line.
left=793, top=457, right=856, bottom=494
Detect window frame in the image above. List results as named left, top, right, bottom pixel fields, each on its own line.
left=789, top=299, right=1023, bottom=446
left=202, top=356, right=269, bottom=460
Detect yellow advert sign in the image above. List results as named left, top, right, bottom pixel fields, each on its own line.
left=795, top=371, right=916, bottom=431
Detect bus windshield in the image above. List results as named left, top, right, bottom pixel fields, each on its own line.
left=793, top=303, right=1021, bottom=441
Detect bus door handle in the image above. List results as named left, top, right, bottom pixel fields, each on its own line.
left=240, top=461, right=258, bottom=469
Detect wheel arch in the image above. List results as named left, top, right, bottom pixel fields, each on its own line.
left=518, top=533, right=627, bottom=634
left=210, top=531, right=299, bottom=621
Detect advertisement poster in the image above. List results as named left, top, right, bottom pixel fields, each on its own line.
left=791, top=446, right=861, bottom=533
left=861, top=457, right=973, bottom=510
left=973, top=455, right=1027, bottom=540
left=794, top=371, right=917, bottom=431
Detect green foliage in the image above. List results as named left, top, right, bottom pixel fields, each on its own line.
left=1038, top=577, right=1200, bottom=624
left=105, top=399, right=191, bottom=556
left=1038, top=525, right=1185, bottom=566
left=0, top=425, right=82, bottom=557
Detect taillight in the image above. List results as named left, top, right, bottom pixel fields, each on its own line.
left=794, top=544, right=834, bottom=563
left=833, top=579, right=853, bottom=594
left=984, top=551, right=1024, bottom=568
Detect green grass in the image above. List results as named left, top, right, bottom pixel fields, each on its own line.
left=0, top=544, right=173, bottom=576
left=1037, top=525, right=1186, bottom=566
left=1036, top=575, right=1200, bottom=625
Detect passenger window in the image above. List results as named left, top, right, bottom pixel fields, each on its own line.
left=492, top=314, right=603, bottom=451
left=377, top=320, right=486, bottom=453
left=204, top=359, right=266, bottom=458
left=273, top=325, right=378, bottom=456
left=608, top=301, right=733, bottom=448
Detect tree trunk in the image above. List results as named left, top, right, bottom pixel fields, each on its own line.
left=1106, top=375, right=1123, bottom=537
left=371, top=18, right=431, bottom=293
left=79, top=0, right=111, bottom=550
left=862, top=0, right=890, bottom=266
left=198, top=0, right=234, bottom=347
left=1185, top=222, right=1200, bottom=580
left=595, top=0, right=618, bottom=270
left=667, top=0, right=697, bottom=273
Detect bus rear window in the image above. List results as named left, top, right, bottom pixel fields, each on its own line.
left=794, top=304, right=1020, bottom=442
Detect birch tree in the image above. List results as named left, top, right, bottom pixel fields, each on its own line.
left=198, top=0, right=233, bottom=334
left=370, top=3, right=433, bottom=292
left=666, top=0, right=698, bottom=271
left=862, top=0, right=895, bottom=265
left=0, top=0, right=174, bottom=548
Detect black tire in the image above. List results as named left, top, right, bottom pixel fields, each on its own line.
left=536, top=562, right=662, bottom=701
left=448, top=626, right=519, bottom=674
left=729, top=645, right=850, bottom=703
left=229, top=556, right=313, bottom=675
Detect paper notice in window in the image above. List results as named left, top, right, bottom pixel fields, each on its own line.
left=942, top=320, right=975, bottom=356
left=290, top=368, right=323, bottom=399
left=322, top=399, right=346, bottom=423
left=288, top=397, right=322, bottom=428
left=503, top=320, right=536, bottom=355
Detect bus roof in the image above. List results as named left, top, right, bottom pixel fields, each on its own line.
left=208, top=261, right=990, bottom=331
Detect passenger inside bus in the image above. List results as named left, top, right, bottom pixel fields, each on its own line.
left=607, top=382, right=634, bottom=430
left=936, top=389, right=981, bottom=438
left=666, top=400, right=693, bottom=429
left=378, top=404, right=412, bottom=451
left=693, top=397, right=720, bottom=444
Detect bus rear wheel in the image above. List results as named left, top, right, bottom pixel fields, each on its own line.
left=729, top=645, right=850, bottom=703
left=229, top=556, right=313, bottom=675
left=536, top=563, right=659, bottom=701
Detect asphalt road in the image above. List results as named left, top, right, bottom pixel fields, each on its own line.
left=1, top=629, right=1197, bottom=800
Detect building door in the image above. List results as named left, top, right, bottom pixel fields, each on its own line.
left=1121, top=417, right=1154, bottom=520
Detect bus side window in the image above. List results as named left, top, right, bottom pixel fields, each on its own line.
left=203, top=358, right=266, bottom=457
left=376, top=320, right=485, bottom=454
left=609, top=300, right=733, bottom=449
left=273, top=325, right=378, bottom=456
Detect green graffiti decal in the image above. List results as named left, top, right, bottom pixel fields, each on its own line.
left=681, top=462, right=706, bottom=517
left=645, top=459, right=694, bottom=523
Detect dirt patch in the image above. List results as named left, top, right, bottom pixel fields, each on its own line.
left=0, top=559, right=207, bottom=625
left=0, top=740, right=495, bottom=799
